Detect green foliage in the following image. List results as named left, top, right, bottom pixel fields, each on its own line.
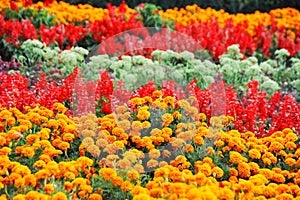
left=1, top=7, right=56, bottom=28
left=136, top=3, right=174, bottom=30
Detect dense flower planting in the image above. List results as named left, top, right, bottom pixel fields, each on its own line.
left=0, top=1, right=300, bottom=200
left=0, top=1, right=299, bottom=60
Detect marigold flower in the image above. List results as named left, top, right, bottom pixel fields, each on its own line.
left=52, top=192, right=68, bottom=200
left=238, top=162, right=251, bottom=178
left=21, top=147, right=35, bottom=158
left=88, top=194, right=102, bottom=200
left=258, top=168, right=273, bottom=179
left=44, top=184, right=54, bottom=195
left=53, top=103, right=67, bottom=113
left=148, top=149, right=161, bottom=159
left=58, top=141, right=70, bottom=150
left=64, top=181, right=73, bottom=191
left=113, top=141, right=124, bottom=150
left=112, top=176, right=123, bottom=186
left=271, top=173, right=285, bottom=183
left=193, top=135, right=204, bottom=145
left=269, top=141, right=284, bottom=152
left=99, top=168, right=117, bottom=181
left=127, top=170, right=140, bottom=180
left=285, top=157, right=296, bottom=167
left=161, top=113, right=173, bottom=127
left=211, top=167, right=224, bottom=178
left=249, top=149, right=261, bottom=159
left=24, top=174, right=36, bottom=187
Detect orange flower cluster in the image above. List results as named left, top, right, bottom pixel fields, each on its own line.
left=159, top=5, right=300, bottom=36
left=1, top=94, right=300, bottom=199
left=1, top=0, right=136, bottom=24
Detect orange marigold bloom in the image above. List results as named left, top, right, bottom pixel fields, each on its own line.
left=271, top=173, right=285, bottom=183
left=64, top=181, right=73, bottom=191
left=147, top=159, right=159, bottom=169
left=248, top=149, right=261, bottom=159
left=52, top=192, right=68, bottom=200
left=53, top=103, right=67, bottom=113
left=137, top=109, right=150, bottom=121
left=161, top=113, right=174, bottom=127
left=269, top=141, right=284, bottom=152
left=238, top=162, right=251, bottom=178
left=24, top=174, right=36, bottom=187
left=258, top=168, right=273, bottom=180
left=127, top=170, right=140, bottom=181
left=211, top=167, right=224, bottom=178
left=58, top=141, right=70, bottom=150
left=44, top=184, right=54, bottom=195
left=99, top=168, right=117, bottom=181
left=285, top=157, right=296, bottom=167
left=21, top=147, right=35, bottom=158
left=120, top=180, right=133, bottom=192
left=88, top=194, right=102, bottom=200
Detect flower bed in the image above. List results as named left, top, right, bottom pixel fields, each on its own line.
left=0, top=1, right=299, bottom=200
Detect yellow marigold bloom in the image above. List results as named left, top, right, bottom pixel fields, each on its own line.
left=248, top=162, right=260, bottom=174
left=248, top=149, right=261, bottom=159
left=285, top=157, right=296, bottom=167
left=161, top=113, right=174, bottom=127
left=172, top=111, right=182, bottom=120
left=285, top=141, right=297, bottom=150
left=53, top=103, right=67, bottom=113
left=0, top=147, right=11, bottom=156
left=130, top=97, right=146, bottom=107
left=82, top=137, right=95, bottom=147
left=52, top=192, right=68, bottom=200
left=271, top=173, right=286, bottom=184
left=96, top=138, right=108, bottom=148
left=206, top=147, right=214, bottom=155
left=249, top=174, right=268, bottom=185
left=113, top=141, right=124, bottom=150
left=163, top=96, right=175, bottom=108
left=132, top=194, right=151, bottom=200
left=64, top=172, right=75, bottom=180
left=199, top=113, right=206, bottom=121
left=152, top=90, right=163, bottom=98
left=171, top=138, right=185, bottom=150
left=183, top=144, right=194, bottom=153
left=117, top=158, right=131, bottom=170
left=137, top=109, right=150, bottom=121
left=62, top=133, right=75, bottom=142
left=285, top=132, right=299, bottom=142
left=133, top=164, right=145, bottom=174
